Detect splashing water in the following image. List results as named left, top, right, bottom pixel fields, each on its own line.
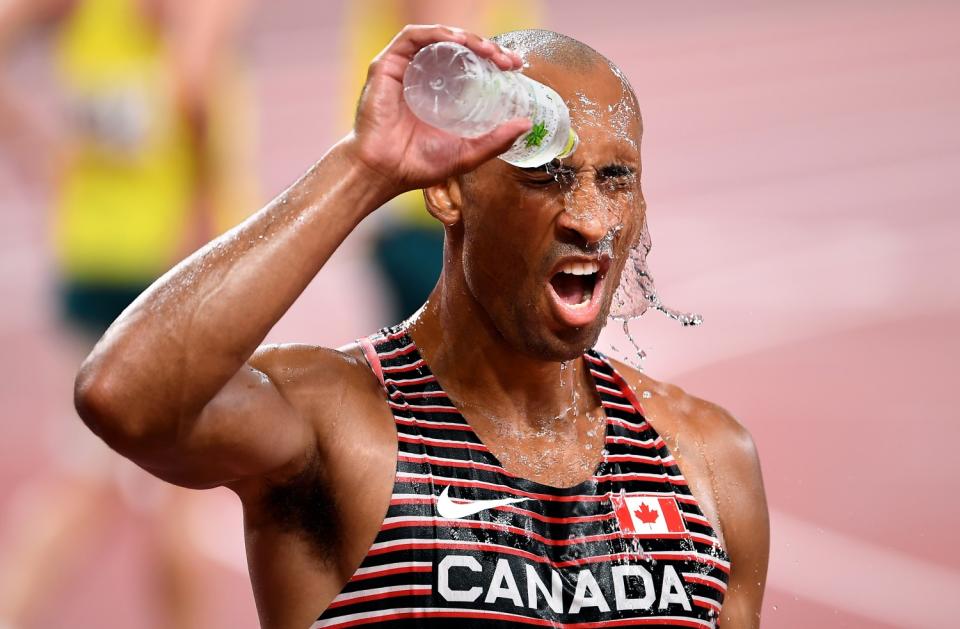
left=609, top=217, right=701, bottom=325
left=567, top=82, right=703, bottom=367
left=606, top=216, right=702, bottom=367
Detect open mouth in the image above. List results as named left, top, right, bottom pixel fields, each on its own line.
left=546, top=257, right=609, bottom=327
left=549, top=260, right=600, bottom=308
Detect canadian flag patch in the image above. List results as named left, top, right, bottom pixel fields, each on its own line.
left=611, top=493, right=688, bottom=536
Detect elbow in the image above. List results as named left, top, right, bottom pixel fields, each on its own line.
left=74, top=362, right=116, bottom=434
left=73, top=360, right=170, bottom=455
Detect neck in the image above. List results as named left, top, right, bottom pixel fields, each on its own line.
left=406, top=271, right=595, bottom=430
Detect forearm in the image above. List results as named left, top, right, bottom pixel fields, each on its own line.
left=76, top=22, right=527, bottom=456
left=76, top=136, right=393, bottom=437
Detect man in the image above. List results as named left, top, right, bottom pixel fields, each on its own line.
left=75, top=25, right=769, bottom=628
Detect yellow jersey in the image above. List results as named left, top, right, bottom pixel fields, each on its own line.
left=53, top=0, right=224, bottom=283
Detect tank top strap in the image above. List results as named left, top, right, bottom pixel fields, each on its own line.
left=583, top=349, right=649, bottom=416
left=356, top=326, right=439, bottom=430
left=357, top=335, right=384, bottom=387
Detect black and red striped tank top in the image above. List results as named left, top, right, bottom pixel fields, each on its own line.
left=312, top=325, right=729, bottom=628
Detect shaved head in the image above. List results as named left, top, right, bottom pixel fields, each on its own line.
left=488, top=29, right=642, bottom=148
left=490, top=29, right=639, bottom=109
left=490, top=29, right=611, bottom=73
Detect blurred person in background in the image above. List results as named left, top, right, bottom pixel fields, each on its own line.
left=343, top=0, right=541, bottom=321
left=0, top=0, right=254, bottom=627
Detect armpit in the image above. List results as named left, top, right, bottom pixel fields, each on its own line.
left=262, top=452, right=340, bottom=564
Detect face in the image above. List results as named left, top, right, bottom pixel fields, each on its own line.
left=453, top=58, right=647, bottom=361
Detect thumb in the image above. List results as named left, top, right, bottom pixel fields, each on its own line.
left=459, top=118, right=533, bottom=170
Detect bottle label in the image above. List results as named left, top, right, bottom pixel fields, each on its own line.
left=502, top=75, right=563, bottom=164
left=558, top=128, right=579, bottom=159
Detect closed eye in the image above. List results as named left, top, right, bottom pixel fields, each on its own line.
left=518, top=161, right=573, bottom=187
left=598, top=164, right=636, bottom=179
left=598, top=164, right=637, bottom=190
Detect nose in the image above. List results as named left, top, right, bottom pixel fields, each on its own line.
left=555, top=188, right=618, bottom=246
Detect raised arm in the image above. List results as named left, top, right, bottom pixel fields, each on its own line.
left=73, top=24, right=530, bottom=490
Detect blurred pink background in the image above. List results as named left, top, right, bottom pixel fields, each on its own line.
left=1, top=1, right=958, bottom=627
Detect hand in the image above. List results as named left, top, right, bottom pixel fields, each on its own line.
left=345, top=24, right=532, bottom=196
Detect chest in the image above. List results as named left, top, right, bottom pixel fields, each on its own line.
left=313, top=391, right=730, bottom=627
left=462, top=408, right=609, bottom=488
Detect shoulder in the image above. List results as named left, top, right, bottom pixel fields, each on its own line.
left=237, top=340, right=396, bottom=486
left=605, top=356, right=767, bottom=547
left=249, top=341, right=381, bottom=399
left=605, top=356, right=760, bottom=471
left=247, top=341, right=391, bottom=450
left=604, top=356, right=770, bottom=623
left=249, top=341, right=368, bottom=378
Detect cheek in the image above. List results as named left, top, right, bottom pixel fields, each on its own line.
left=623, top=190, right=647, bottom=245
left=613, top=181, right=645, bottom=223
left=463, top=228, right=537, bottom=296
left=461, top=213, right=527, bottom=308
left=463, top=185, right=555, bottom=273
left=611, top=210, right=643, bottom=254
left=459, top=178, right=568, bottom=312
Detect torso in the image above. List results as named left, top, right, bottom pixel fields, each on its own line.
left=235, top=327, right=731, bottom=628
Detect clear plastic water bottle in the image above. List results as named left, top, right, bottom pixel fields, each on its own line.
left=402, top=41, right=579, bottom=168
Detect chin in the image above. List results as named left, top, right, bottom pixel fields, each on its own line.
left=554, top=324, right=605, bottom=358
left=511, top=290, right=617, bottom=361
left=487, top=285, right=613, bottom=362
left=515, top=319, right=605, bottom=362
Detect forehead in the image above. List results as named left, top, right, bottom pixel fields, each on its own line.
left=524, top=57, right=643, bottom=160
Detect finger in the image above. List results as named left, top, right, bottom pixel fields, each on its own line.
left=492, top=42, right=523, bottom=71
left=459, top=118, right=533, bottom=170
left=494, top=43, right=525, bottom=70
left=458, top=32, right=517, bottom=71
left=381, top=24, right=468, bottom=61
left=375, top=25, right=522, bottom=78
left=505, top=46, right=525, bottom=70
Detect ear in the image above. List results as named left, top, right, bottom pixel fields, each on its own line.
left=423, top=178, right=463, bottom=227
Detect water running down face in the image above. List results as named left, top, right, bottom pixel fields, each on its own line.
left=425, top=31, right=647, bottom=362
left=416, top=31, right=645, bottom=361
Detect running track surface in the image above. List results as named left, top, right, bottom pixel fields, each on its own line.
left=0, top=2, right=957, bottom=627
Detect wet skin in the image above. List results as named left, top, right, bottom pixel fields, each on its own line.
left=74, top=26, right=768, bottom=629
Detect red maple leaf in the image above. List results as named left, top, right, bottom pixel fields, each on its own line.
left=634, top=502, right=660, bottom=524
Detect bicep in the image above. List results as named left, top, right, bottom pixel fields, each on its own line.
left=137, top=357, right=314, bottom=490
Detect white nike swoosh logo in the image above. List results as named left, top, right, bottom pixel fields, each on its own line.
left=435, top=486, right=530, bottom=519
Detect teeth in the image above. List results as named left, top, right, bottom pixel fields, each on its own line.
left=559, top=260, right=599, bottom=275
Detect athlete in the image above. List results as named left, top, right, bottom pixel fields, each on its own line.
left=75, top=25, right=769, bottom=628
